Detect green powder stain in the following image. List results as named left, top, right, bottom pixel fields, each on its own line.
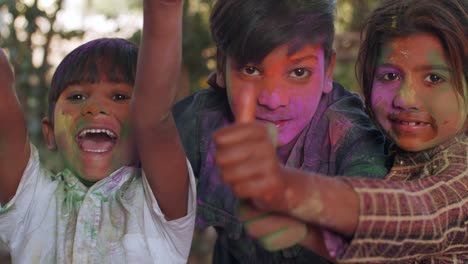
left=0, top=203, right=14, bottom=214
left=54, top=113, right=89, bottom=181
left=377, top=45, right=394, bottom=66
left=259, top=226, right=292, bottom=251
left=259, top=223, right=307, bottom=251
left=243, top=212, right=273, bottom=227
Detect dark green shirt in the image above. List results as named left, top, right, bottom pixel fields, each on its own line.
left=173, top=78, right=389, bottom=264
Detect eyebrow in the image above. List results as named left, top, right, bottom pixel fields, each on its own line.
left=376, top=63, right=451, bottom=73
left=289, top=55, right=318, bottom=64
left=414, top=65, right=451, bottom=72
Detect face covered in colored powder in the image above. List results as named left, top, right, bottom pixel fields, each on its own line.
left=371, top=33, right=467, bottom=152
left=225, top=43, right=334, bottom=147
left=44, top=82, right=137, bottom=183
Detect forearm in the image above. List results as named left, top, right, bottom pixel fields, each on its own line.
left=336, top=171, right=468, bottom=261
left=133, top=0, right=188, bottom=220
left=280, top=168, right=360, bottom=237
left=133, top=0, right=183, bottom=125
left=0, top=49, right=30, bottom=205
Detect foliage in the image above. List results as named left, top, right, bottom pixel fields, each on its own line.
left=0, top=0, right=84, bottom=146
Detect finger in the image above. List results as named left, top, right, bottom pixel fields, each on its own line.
left=244, top=212, right=307, bottom=251
left=236, top=84, right=256, bottom=124
left=219, top=155, right=277, bottom=185
left=231, top=174, right=279, bottom=199
left=214, top=122, right=269, bottom=147
left=215, top=135, right=275, bottom=168
left=237, top=201, right=269, bottom=222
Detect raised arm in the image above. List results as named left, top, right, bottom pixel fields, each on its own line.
left=0, top=49, right=30, bottom=205
left=132, top=0, right=188, bottom=220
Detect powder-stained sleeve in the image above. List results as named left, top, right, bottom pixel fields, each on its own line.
left=336, top=144, right=467, bottom=263
left=141, top=158, right=197, bottom=262
left=0, top=145, right=55, bottom=246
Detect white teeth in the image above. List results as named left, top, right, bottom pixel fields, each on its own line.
left=83, top=149, right=107, bottom=153
left=79, top=128, right=116, bottom=138
left=398, top=121, right=429, bottom=126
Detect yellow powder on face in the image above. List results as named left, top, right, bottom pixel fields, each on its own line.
left=54, top=113, right=74, bottom=138
left=398, top=85, right=417, bottom=106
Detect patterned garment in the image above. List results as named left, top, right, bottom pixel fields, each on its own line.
left=173, top=75, right=389, bottom=264
left=336, top=133, right=468, bottom=263
left=0, top=145, right=196, bottom=264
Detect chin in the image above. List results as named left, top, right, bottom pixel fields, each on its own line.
left=79, top=167, right=113, bottom=181
left=395, top=138, right=431, bottom=152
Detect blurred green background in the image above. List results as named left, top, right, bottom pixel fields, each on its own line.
left=0, top=0, right=380, bottom=263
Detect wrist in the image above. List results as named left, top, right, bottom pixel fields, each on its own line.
left=280, top=168, right=322, bottom=221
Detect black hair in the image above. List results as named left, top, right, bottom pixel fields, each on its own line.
left=48, top=38, right=138, bottom=122
left=210, top=0, right=336, bottom=75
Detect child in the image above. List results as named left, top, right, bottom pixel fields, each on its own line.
left=217, top=0, right=467, bottom=262
left=172, top=0, right=389, bottom=262
left=0, top=0, right=196, bottom=263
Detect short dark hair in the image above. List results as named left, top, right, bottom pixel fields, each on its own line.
left=357, top=0, right=468, bottom=113
left=48, top=38, right=138, bottom=122
left=210, top=0, right=336, bottom=75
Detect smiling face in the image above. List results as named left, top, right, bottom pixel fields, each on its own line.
left=371, top=33, right=467, bottom=152
left=43, top=82, right=137, bottom=183
left=225, top=43, right=334, bottom=147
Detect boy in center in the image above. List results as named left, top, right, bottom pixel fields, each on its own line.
left=173, top=0, right=388, bottom=262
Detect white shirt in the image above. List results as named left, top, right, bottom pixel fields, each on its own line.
left=0, top=146, right=196, bottom=264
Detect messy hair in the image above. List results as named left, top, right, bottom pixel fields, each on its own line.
left=210, top=0, right=336, bottom=75
left=357, top=0, right=468, bottom=111
left=48, top=38, right=138, bottom=122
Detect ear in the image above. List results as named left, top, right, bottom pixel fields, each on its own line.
left=41, top=118, right=57, bottom=150
left=323, top=51, right=336, bottom=94
left=216, top=71, right=226, bottom=89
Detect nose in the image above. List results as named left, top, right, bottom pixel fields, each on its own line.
left=80, top=98, right=109, bottom=116
left=392, top=80, right=421, bottom=110
left=257, top=80, right=289, bottom=110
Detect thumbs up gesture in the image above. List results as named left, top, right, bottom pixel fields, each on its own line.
left=214, top=86, right=307, bottom=251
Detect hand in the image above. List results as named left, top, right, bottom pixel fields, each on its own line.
left=214, top=85, right=287, bottom=211
left=239, top=201, right=307, bottom=251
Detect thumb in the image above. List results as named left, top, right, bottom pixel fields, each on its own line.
left=236, top=85, right=256, bottom=124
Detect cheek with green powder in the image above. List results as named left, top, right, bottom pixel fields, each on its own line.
left=54, top=112, right=91, bottom=179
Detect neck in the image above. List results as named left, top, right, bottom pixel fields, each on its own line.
left=277, top=136, right=299, bottom=164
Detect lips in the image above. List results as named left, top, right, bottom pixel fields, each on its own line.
left=76, top=127, right=118, bottom=153
left=388, top=112, right=433, bottom=132
left=256, top=117, right=291, bottom=128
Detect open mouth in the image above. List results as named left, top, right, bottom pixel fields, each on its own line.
left=390, top=120, right=431, bottom=127
left=76, top=128, right=117, bottom=153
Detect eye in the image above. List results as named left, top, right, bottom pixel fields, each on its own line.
left=67, top=94, right=86, bottom=101
left=241, top=66, right=260, bottom=76
left=289, top=68, right=311, bottom=79
left=382, top=72, right=400, bottom=81
left=112, top=93, right=131, bottom=101
left=376, top=72, right=401, bottom=82
left=424, top=73, right=445, bottom=84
